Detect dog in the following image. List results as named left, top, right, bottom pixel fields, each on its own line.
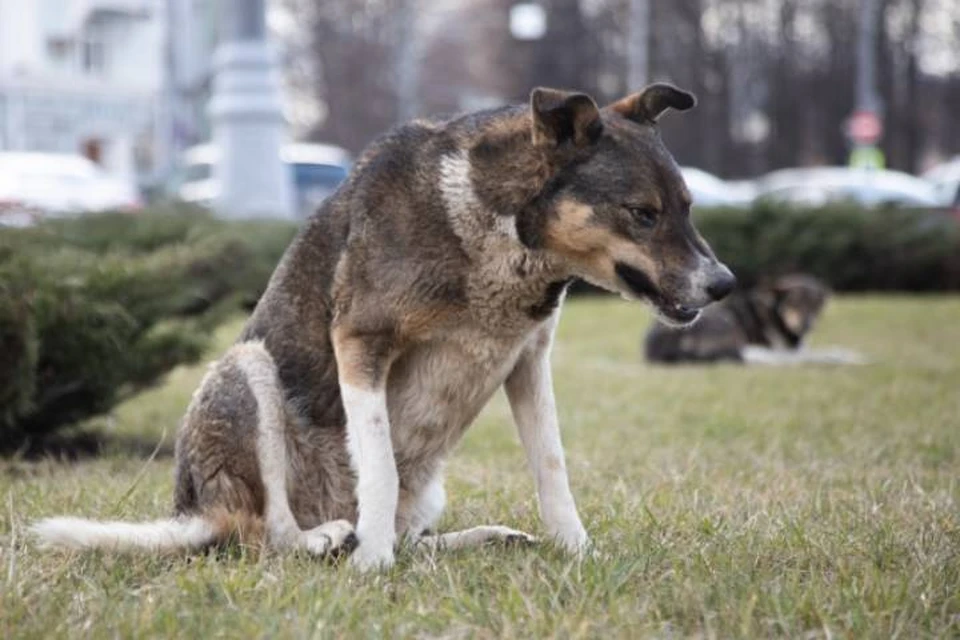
left=644, top=274, right=866, bottom=365
left=32, top=83, right=735, bottom=570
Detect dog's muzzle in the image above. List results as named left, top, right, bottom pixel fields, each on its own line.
left=614, top=262, right=702, bottom=325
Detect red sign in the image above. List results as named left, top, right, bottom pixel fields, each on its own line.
left=847, top=110, right=883, bottom=145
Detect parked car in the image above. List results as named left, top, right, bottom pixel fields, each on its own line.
left=922, top=156, right=960, bottom=207
left=753, top=167, right=940, bottom=208
left=0, top=152, right=142, bottom=226
left=170, top=142, right=352, bottom=218
left=680, top=167, right=755, bottom=207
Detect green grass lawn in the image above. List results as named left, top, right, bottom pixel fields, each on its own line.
left=2, top=295, right=959, bottom=638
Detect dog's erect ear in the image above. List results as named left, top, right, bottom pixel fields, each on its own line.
left=606, top=83, right=696, bottom=124
left=530, top=88, right=603, bottom=148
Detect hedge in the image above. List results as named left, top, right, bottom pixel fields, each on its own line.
left=694, top=202, right=960, bottom=292
left=1, top=201, right=957, bottom=449
left=572, top=202, right=960, bottom=294
left=0, top=208, right=297, bottom=449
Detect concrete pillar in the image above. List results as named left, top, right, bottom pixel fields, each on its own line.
left=208, top=0, right=293, bottom=219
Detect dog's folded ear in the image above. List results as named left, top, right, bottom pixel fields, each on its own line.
left=530, top=88, right=603, bottom=148
left=606, top=83, right=696, bottom=124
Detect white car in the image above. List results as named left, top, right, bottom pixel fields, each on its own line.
left=170, top=142, right=352, bottom=218
left=680, top=167, right=755, bottom=208
left=0, top=152, right=142, bottom=226
left=922, top=156, right=960, bottom=206
left=754, top=167, right=940, bottom=208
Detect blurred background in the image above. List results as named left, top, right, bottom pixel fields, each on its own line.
left=0, top=0, right=959, bottom=219
left=1, top=0, right=960, bottom=450
left=2, top=6, right=959, bottom=632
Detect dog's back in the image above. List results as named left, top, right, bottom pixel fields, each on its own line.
left=644, top=302, right=745, bottom=363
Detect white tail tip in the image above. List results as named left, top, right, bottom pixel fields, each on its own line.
left=30, top=516, right=217, bottom=553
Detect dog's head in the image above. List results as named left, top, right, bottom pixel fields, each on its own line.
left=521, top=84, right=734, bottom=326
left=764, top=274, right=831, bottom=344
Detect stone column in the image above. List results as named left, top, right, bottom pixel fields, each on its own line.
left=208, top=0, right=293, bottom=219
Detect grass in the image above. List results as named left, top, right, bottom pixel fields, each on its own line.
left=2, top=295, right=959, bottom=638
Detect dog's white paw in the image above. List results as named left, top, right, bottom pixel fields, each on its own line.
left=552, top=526, right=591, bottom=557
left=480, top=525, right=538, bottom=547
left=348, top=541, right=395, bottom=571
left=302, top=520, right=356, bottom=557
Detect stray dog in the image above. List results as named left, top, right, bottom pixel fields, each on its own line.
left=644, top=274, right=866, bottom=365
left=32, top=84, right=735, bottom=570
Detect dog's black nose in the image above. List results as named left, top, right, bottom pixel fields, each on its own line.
left=706, top=269, right=736, bottom=301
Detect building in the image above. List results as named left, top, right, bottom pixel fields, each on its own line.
left=164, top=0, right=220, bottom=170
left=0, top=0, right=227, bottom=189
left=0, top=0, right=301, bottom=192
left=0, top=0, right=167, bottom=185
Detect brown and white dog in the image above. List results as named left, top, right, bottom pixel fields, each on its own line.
left=32, top=84, right=734, bottom=570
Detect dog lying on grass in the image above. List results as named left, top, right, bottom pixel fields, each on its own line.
left=32, top=83, right=734, bottom=570
left=644, top=274, right=867, bottom=365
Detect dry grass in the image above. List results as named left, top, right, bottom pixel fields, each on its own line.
left=2, top=295, right=959, bottom=638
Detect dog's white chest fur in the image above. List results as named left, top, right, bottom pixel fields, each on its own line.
left=386, top=325, right=531, bottom=468
left=370, top=149, right=559, bottom=470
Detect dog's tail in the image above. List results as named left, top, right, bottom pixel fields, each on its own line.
left=29, top=510, right=258, bottom=553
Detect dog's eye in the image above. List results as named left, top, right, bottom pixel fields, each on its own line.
left=626, top=206, right=658, bottom=228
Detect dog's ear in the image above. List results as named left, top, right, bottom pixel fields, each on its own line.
left=530, top=88, right=603, bottom=148
left=606, top=83, right=696, bottom=124
left=771, top=279, right=798, bottom=301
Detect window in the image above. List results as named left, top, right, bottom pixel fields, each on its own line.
left=184, top=162, right=213, bottom=182
left=81, top=27, right=108, bottom=74
left=46, top=38, right=71, bottom=60
left=292, top=163, right=348, bottom=191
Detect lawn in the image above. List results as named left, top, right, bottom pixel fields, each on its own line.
left=2, top=295, right=959, bottom=638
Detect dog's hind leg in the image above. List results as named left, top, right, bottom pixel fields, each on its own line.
left=415, top=526, right=537, bottom=551
left=397, top=470, right=447, bottom=539
left=233, top=342, right=356, bottom=557
left=32, top=342, right=357, bottom=557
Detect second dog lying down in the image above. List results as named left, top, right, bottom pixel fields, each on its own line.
left=644, top=274, right=867, bottom=365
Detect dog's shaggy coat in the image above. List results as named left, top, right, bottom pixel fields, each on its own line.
left=33, top=84, right=734, bottom=569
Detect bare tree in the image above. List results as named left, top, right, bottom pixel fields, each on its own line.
left=280, top=0, right=960, bottom=170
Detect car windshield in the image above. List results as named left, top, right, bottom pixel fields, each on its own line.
left=184, top=163, right=213, bottom=182
left=293, top=163, right=348, bottom=190
left=173, top=159, right=349, bottom=202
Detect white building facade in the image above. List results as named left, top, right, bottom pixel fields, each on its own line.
left=0, top=0, right=220, bottom=187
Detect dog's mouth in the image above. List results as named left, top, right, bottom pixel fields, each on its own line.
left=614, top=262, right=702, bottom=326
left=657, top=301, right=701, bottom=325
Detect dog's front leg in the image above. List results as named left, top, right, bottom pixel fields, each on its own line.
left=333, top=329, right=398, bottom=571
left=505, top=329, right=589, bottom=555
